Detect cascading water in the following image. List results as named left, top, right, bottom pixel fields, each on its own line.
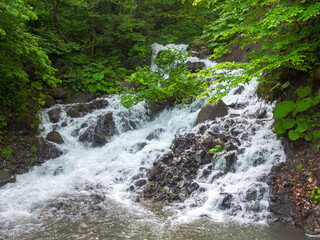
left=0, top=44, right=309, bottom=240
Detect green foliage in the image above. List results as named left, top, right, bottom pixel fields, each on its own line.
left=310, top=189, right=320, bottom=204
left=121, top=49, right=208, bottom=108
left=0, top=146, right=13, bottom=158
left=193, top=0, right=320, bottom=103
left=209, top=145, right=223, bottom=153
left=273, top=87, right=320, bottom=141
left=63, top=57, right=126, bottom=94
left=0, top=0, right=59, bottom=129
left=31, top=145, right=37, bottom=154
left=297, top=163, right=304, bottom=171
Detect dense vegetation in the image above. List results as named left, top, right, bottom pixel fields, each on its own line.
left=0, top=0, right=319, bottom=142
left=0, top=0, right=210, bottom=131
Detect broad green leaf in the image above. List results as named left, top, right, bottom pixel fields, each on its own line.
left=92, top=72, right=104, bottom=81
left=273, top=101, right=295, bottom=119
left=274, top=119, right=286, bottom=134
left=296, top=86, right=311, bottom=98
left=295, top=98, right=313, bottom=112
left=296, top=115, right=311, bottom=132
left=304, top=133, right=312, bottom=141
left=289, top=130, right=301, bottom=141
left=31, top=81, right=43, bottom=90
left=282, top=118, right=296, bottom=129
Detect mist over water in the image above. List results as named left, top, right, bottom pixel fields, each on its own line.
left=0, top=44, right=308, bottom=239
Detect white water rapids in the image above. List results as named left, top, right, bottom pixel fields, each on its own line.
left=0, top=44, right=305, bottom=239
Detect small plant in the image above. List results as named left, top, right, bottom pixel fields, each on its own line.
left=310, top=189, right=320, bottom=204
left=209, top=145, right=223, bottom=153
left=0, top=146, right=13, bottom=158
left=31, top=145, right=37, bottom=154
left=297, top=164, right=304, bottom=171
left=273, top=86, right=320, bottom=142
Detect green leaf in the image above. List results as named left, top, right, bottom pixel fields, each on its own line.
left=296, top=115, right=311, bottom=133
left=31, top=81, right=43, bottom=90
left=282, top=118, right=296, bottom=129
left=289, top=130, right=302, bottom=141
left=296, top=86, right=311, bottom=98
left=92, top=72, right=104, bottom=81
left=305, top=133, right=313, bottom=141
left=295, top=98, right=313, bottom=113
left=273, top=101, right=295, bottom=119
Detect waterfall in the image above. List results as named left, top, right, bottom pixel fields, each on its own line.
left=0, top=43, right=289, bottom=239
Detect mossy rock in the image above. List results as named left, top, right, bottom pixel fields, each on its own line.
left=51, top=87, right=67, bottom=100
left=44, top=95, right=55, bottom=108
left=0, top=170, right=15, bottom=187
left=47, top=131, right=64, bottom=144
left=187, top=39, right=206, bottom=52
left=16, top=113, right=38, bottom=134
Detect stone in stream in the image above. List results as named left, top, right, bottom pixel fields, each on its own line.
left=196, top=101, right=228, bottom=125
left=220, top=194, right=234, bottom=210
left=48, top=108, right=61, bottom=123
left=186, top=61, right=206, bottom=73
left=0, top=170, right=16, bottom=187
left=146, top=128, right=165, bottom=140
left=47, top=131, right=64, bottom=144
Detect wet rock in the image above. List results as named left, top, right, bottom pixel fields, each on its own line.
left=92, top=133, right=108, bottom=147
left=101, top=113, right=116, bottom=136
left=186, top=61, right=206, bottom=73
left=224, top=151, right=237, bottom=172
left=51, top=87, right=67, bottom=99
left=88, top=99, right=109, bottom=110
left=135, top=142, right=147, bottom=152
left=67, top=108, right=81, bottom=118
left=253, top=157, right=265, bottom=166
left=247, top=203, right=260, bottom=212
left=134, top=179, right=147, bottom=187
left=16, top=113, right=38, bottom=134
left=234, top=86, right=244, bottom=95
left=0, top=170, right=16, bottom=187
left=220, top=194, right=233, bottom=210
left=48, top=108, right=61, bottom=123
left=47, top=131, right=64, bottom=144
left=256, top=108, right=267, bottom=119
left=196, top=101, right=228, bottom=125
left=146, top=128, right=165, bottom=140
left=246, top=188, right=257, bottom=201
left=30, top=137, right=45, bottom=155
left=53, top=166, right=63, bottom=176
left=44, top=95, right=55, bottom=108
left=79, top=126, right=94, bottom=144
left=42, top=142, right=63, bottom=159
left=270, top=162, right=286, bottom=173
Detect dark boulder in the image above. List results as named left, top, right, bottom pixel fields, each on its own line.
left=234, top=86, right=244, bottom=95
left=0, top=170, right=16, bottom=187
left=48, top=108, right=61, bottom=123
left=186, top=61, right=206, bottom=73
left=51, top=87, right=67, bottom=99
left=44, top=95, right=55, bottom=108
left=30, top=137, right=45, bottom=155
left=67, top=108, right=81, bottom=118
left=16, top=113, right=38, bottom=134
left=146, top=128, right=165, bottom=140
left=220, top=194, right=233, bottom=210
left=92, top=133, right=108, bottom=147
left=47, top=131, right=64, bottom=144
left=224, top=151, right=237, bottom=172
left=196, top=101, right=228, bottom=125
left=256, top=108, right=267, bottom=119
left=245, top=188, right=257, bottom=201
